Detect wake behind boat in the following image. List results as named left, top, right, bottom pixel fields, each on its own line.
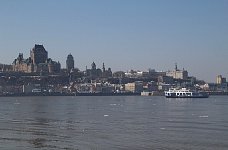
left=165, top=88, right=209, bottom=98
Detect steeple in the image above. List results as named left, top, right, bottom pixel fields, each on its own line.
left=175, top=63, right=178, bottom=71
left=102, top=62, right=105, bottom=73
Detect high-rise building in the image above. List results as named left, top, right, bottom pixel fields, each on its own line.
left=66, top=54, right=74, bottom=71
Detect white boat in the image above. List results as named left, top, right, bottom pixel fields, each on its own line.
left=165, top=88, right=209, bottom=98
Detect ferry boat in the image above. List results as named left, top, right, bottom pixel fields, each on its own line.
left=165, top=88, right=209, bottom=98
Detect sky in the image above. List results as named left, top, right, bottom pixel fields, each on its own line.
left=0, top=0, right=227, bottom=82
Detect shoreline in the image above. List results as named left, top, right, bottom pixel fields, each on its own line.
left=0, top=92, right=227, bottom=97
left=0, top=92, right=141, bottom=97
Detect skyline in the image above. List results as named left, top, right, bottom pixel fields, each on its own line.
left=0, top=0, right=227, bottom=82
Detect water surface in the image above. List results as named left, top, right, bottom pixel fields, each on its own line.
left=0, top=96, right=228, bottom=149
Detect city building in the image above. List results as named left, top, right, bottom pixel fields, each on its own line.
left=144, top=81, right=158, bottom=92
left=12, top=44, right=61, bottom=73
left=102, top=63, right=112, bottom=78
left=66, top=53, right=74, bottom=72
left=125, top=70, right=149, bottom=78
left=0, top=64, right=13, bottom=72
left=30, top=44, right=48, bottom=64
left=148, top=69, right=166, bottom=78
left=216, top=75, right=226, bottom=84
left=86, top=62, right=112, bottom=79
left=166, top=64, right=188, bottom=80
left=125, top=81, right=143, bottom=93
left=158, top=75, right=174, bottom=84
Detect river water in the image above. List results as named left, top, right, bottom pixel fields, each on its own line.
left=0, top=96, right=228, bottom=150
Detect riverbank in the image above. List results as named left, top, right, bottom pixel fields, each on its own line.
left=0, top=92, right=141, bottom=97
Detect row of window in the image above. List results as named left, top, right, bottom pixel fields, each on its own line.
left=176, top=92, right=192, bottom=96
left=166, top=92, right=192, bottom=96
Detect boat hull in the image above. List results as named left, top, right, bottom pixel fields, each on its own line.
left=165, top=95, right=209, bottom=98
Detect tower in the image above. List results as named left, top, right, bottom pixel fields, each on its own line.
left=30, top=44, right=48, bottom=64
left=175, top=63, right=178, bottom=71
left=102, top=62, right=105, bottom=73
left=66, top=53, right=74, bottom=71
left=91, top=62, right=96, bottom=70
left=90, top=62, right=97, bottom=79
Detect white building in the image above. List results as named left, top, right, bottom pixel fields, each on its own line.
left=125, top=81, right=143, bottom=93
left=166, top=64, right=188, bottom=80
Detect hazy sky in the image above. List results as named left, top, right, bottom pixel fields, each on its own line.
left=0, top=0, right=227, bottom=82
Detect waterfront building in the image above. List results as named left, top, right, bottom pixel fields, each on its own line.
left=216, top=75, right=226, bottom=84
left=12, top=44, right=61, bottom=74
left=158, top=83, right=172, bottom=91
left=217, top=83, right=228, bottom=92
left=66, top=54, right=74, bottom=72
left=145, top=81, right=158, bottom=92
left=125, top=81, right=143, bottom=93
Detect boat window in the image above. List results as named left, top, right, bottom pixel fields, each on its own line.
left=171, top=93, right=176, bottom=96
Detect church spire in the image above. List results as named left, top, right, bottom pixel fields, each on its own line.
left=102, top=62, right=105, bottom=73
left=175, top=63, right=178, bottom=71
